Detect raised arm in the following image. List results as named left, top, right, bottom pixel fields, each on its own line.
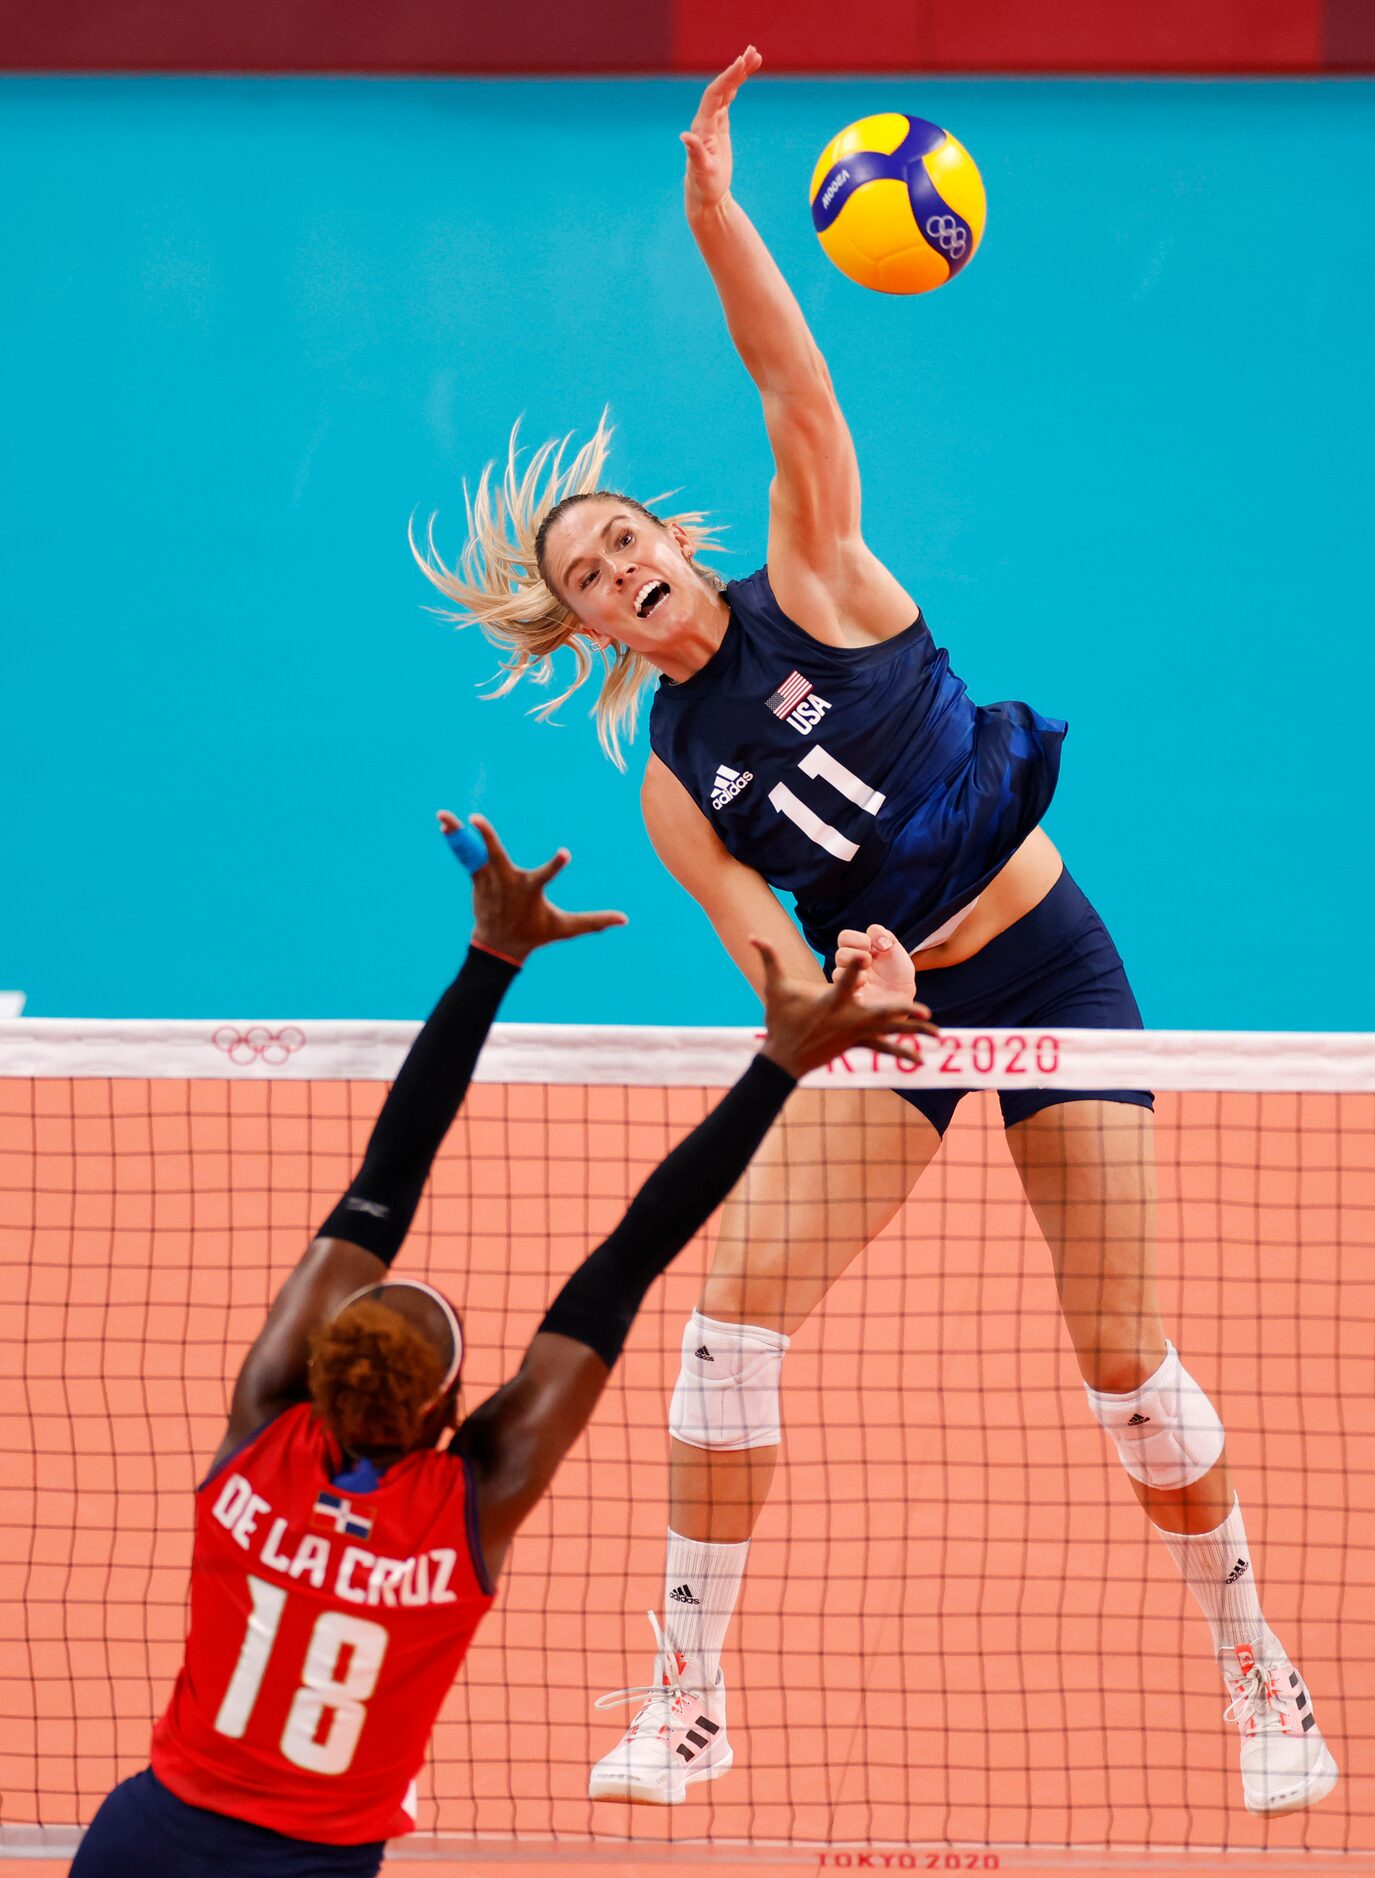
left=682, top=48, right=916, bottom=642
left=642, top=753, right=824, bottom=996
left=644, top=755, right=920, bottom=1016
left=457, top=937, right=937, bottom=1576
left=208, top=815, right=625, bottom=1474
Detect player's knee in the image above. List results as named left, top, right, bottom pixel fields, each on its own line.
left=1079, top=1342, right=1165, bottom=1396
left=699, top=1243, right=797, bottom=1327
left=669, top=1309, right=789, bottom=1451
left=1084, top=1341, right=1224, bottom=1490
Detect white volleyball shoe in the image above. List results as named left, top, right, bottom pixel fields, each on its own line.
left=588, top=1613, right=732, bottom=1805
left=1219, top=1632, right=1338, bottom=1814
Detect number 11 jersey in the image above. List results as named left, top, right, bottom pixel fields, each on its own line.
left=151, top=1404, right=493, bottom=1846
left=648, top=567, right=1066, bottom=962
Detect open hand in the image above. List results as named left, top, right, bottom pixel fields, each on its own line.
left=681, top=44, right=762, bottom=215
left=439, top=811, right=627, bottom=963
left=832, top=924, right=918, bottom=1007
left=754, top=937, right=939, bottom=1081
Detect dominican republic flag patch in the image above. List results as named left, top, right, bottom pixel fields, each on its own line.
left=312, top=1490, right=373, bottom=1540
left=765, top=671, right=814, bottom=718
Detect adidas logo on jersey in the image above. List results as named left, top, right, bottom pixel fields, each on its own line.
left=710, top=764, right=753, bottom=809
left=669, top=1584, right=701, bottom=1605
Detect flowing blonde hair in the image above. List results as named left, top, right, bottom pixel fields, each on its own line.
left=410, top=413, right=723, bottom=769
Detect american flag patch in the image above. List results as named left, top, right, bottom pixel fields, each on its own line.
left=313, top=1490, right=373, bottom=1540
left=765, top=671, right=813, bottom=718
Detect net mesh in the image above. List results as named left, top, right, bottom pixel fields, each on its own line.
left=0, top=1022, right=1372, bottom=1861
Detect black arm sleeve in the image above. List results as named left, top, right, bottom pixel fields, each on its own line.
left=537, top=1053, right=796, bottom=1369
left=315, top=945, right=519, bottom=1263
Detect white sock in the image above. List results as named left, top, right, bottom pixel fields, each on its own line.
left=1156, top=1494, right=1268, bottom=1653
left=660, top=1527, right=750, bottom=1681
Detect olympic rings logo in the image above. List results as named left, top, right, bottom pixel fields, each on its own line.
left=924, top=214, right=968, bottom=259
left=211, top=1025, right=306, bottom=1066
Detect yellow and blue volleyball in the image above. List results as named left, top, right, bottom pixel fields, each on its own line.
left=809, top=113, right=986, bottom=295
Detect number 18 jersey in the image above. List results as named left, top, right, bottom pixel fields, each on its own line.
left=648, top=568, right=1066, bottom=961
left=151, top=1404, right=493, bottom=1846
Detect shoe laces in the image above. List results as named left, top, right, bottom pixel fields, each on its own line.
left=1222, top=1648, right=1288, bottom=1735
left=594, top=1611, right=710, bottom=1715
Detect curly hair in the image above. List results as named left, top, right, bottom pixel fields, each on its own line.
left=410, top=413, right=724, bottom=771
left=308, top=1299, right=448, bottom=1457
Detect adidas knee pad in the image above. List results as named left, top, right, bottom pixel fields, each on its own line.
left=669, top=1309, right=790, bottom=1452
left=1085, top=1342, right=1225, bottom=1490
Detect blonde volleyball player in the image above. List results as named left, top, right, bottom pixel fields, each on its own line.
left=71, top=812, right=930, bottom=1876
left=413, top=50, right=1336, bottom=1817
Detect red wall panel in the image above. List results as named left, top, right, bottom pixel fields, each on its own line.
left=0, top=0, right=1360, bottom=73
left=0, top=0, right=674, bottom=73
left=1326, top=0, right=1375, bottom=68
left=916, top=0, right=1323, bottom=74
left=674, top=0, right=925, bottom=75
left=675, top=0, right=1324, bottom=75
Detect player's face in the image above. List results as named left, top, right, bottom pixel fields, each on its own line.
left=545, top=499, right=703, bottom=659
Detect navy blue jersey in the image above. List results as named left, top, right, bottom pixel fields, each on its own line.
left=648, top=568, right=1066, bottom=961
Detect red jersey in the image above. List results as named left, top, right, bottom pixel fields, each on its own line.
left=152, top=1404, right=494, bottom=1845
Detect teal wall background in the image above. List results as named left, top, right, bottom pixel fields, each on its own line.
left=3, top=78, right=1371, bottom=1027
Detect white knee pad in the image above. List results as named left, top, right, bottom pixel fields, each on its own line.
left=1085, top=1342, right=1225, bottom=1490
left=669, top=1309, right=790, bottom=1452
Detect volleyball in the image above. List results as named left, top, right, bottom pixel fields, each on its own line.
left=809, top=112, right=987, bottom=294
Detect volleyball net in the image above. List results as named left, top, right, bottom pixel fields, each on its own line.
left=0, top=1020, right=1372, bottom=1864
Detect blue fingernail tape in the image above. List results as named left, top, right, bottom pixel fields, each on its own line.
left=444, top=823, right=488, bottom=874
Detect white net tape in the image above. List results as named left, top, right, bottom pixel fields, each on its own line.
left=3, top=1021, right=1374, bottom=1090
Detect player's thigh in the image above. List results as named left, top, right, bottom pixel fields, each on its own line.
left=1004, top=1098, right=1165, bottom=1388
left=702, top=1086, right=942, bottom=1332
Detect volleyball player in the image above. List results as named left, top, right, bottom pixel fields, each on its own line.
left=69, top=811, right=932, bottom=1876
left=413, top=49, right=1337, bottom=1817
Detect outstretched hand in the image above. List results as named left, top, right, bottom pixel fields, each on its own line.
left=753, top=937, right=939, bottom=1082
left=681, top=44, right=762, bottom=214
left=439, top=811, right=627, bottom=963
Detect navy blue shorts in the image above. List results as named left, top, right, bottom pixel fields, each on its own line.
left=69, top=1768, right=385, bottom=1878
left=900, top=868, right=1154, bottom=1137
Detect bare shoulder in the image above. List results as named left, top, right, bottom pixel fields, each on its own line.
left=641, top=761, right=816, bottom=987
left=640, top=748, right=680, bottom=811
left=769, top=539, right=919, bottom=649
left=641, top=752, right=715, bottom=849
left=640, top=754, right=747, bottom=903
